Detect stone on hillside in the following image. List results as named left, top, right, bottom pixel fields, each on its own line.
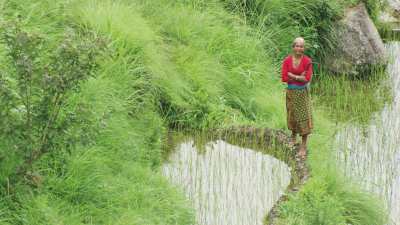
left=387, top=0, right=400, bottom=18
left=378, top=0, right=400, bottom=40
left=325, top=3, right=387, bottom=75
left=378, top=0, right=400, bottom=24
left=379, top=11, right=398, bottom=23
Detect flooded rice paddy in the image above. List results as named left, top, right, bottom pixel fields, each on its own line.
left=336, top=42, right=400, bottom=225
left=162, top=136, right=291, bottom=225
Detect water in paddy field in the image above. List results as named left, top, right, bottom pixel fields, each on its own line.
left=162, top=138, right=291, bottom=225
left=336, top=42, right=400, bottom=225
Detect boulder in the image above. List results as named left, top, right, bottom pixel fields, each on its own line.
left=378, top=0, right=400, bottom=25
left=378, top=0, right=400, bottom=40
left=378, top=10, right=398, bottom=23
left=325, top=3, right=387, bottom=75
left=387, top=0, right=400, bottom=18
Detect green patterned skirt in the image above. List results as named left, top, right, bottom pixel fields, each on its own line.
left=286, top=88, right=313, bottom=135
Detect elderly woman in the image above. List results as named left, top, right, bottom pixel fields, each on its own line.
left=281, top=37, right=313, bottom=159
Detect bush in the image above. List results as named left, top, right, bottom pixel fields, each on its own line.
left=0, top=20, right=103, bottom=183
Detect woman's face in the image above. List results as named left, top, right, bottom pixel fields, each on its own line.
left=293, top=42, right=304, bottom=55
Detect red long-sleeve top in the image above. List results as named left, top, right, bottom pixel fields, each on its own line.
left=281, top=55, right=313, bottom=85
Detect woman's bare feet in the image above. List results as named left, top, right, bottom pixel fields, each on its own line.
left=298, top=145, right=307, bottom=160
left=288, top=138, right=296, bottom=148
left=288, top=133, right=297, bottom=148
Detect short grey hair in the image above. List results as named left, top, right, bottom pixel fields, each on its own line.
left=292, top=37, right=305, bottom=47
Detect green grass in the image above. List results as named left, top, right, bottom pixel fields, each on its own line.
left=278, top=171, right=387, bottom=225
left=312, top=67, right=391, bottom=125
left=0, top=0, right=390, bottom=224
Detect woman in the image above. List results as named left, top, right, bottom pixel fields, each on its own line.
left=281, top=37, right=313, bottom=159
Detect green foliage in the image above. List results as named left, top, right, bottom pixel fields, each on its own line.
left=278, top=172, right=387, bottom=225
left=0, top=1, right=195, bottom=224
left=73, top=0, right=286, bottom=130
left=360, top=0, right=383, bottom=21
left=0, top=20, right=102, bottom=182
left=221, top=0, right=342, bottom=61
left=312, top=68, right=391, bottom=124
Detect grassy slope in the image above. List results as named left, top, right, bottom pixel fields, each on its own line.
left=0, top=0, right=387, bottom=224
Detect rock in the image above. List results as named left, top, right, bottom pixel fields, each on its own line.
left=378, top=1, right=400, bottom=40
left=379, top=10, right=398, bottom=23
left=325, top=3, right=387, bottom=75
left=387, top=0, right=400, bottom=18
left=378, top=0, right=400, bottom=25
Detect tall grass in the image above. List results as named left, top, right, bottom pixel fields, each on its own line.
left=0, top=0, right=195, bottom=224
left=76, top=0, right=287, bottom=130
left=221, top=0, right=386, bottom=62
left=221, top=0, right=343, bottom=61
left=278, top=170, right=387, bottom=225
left=312, top=67, right=391, bottom=125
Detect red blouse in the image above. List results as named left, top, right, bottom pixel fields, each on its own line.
left=281, top=55, right=313, bottom=85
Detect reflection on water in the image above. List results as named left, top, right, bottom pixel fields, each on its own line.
left=336, top=43, right=400, bottom=225
left=162, top=139, right=291, bottom=225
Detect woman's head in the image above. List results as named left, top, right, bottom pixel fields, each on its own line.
left=292, top=37, right=305, bottom=56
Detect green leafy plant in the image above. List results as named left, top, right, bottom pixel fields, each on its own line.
left=0, top=20, right=103, bottom=182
